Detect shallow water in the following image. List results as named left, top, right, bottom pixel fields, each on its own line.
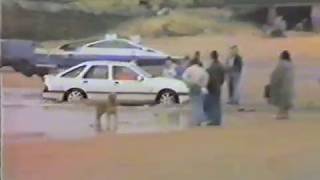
left=3, top=89, right=192, bottom=142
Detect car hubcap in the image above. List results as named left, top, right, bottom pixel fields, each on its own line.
left=160, top=92, right=175, bottom=105
left=68, top=91, right=84, bottom=102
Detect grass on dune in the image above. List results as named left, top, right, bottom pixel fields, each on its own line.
left=74, top=0, right=194, bottom=13
left=115, top=10, right=261, bottom=37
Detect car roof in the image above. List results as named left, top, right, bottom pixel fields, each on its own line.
left=78, top=61, right=136, bottom=66
left=85, top=38, right=139, bottom=47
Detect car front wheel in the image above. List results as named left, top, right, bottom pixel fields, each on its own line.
left=156, top=89, right=179, bottom=105
left=65, top=89, right=87, bottom=102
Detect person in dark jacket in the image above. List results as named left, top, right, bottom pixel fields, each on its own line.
left=269, top=50, right=295, bottom=119
left=225, top=45, right=243, bottom=105
left=203, top=50, right=225, bottom=126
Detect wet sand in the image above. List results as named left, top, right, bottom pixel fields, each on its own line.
left=4, top=114, right=320, bottom=180
left=2, top=35, right=320, bottom=180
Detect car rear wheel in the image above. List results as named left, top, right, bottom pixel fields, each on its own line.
left=156, top=89, right=179, bottom=105
left=65, top=89, right=87, bottom=102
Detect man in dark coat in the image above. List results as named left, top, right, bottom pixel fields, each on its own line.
left=225, top=45, right=243, bottom=105
left=203, top=51, right=225, bottom=126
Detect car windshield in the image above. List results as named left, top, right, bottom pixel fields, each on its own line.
left=130, top=64, right=152, bottom=78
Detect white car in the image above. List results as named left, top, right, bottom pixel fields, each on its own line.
left=43, top=61, right=189, bottom=104
left=36, top=35, right=171, bottom=67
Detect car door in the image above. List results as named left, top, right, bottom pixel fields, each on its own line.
left=59, top=65, right=88, bottom=91
left=80, top=65, right=114, bottom=101
left=78, top=40, right=135, bottom=61
left=111, top=65, right=154, bottom=103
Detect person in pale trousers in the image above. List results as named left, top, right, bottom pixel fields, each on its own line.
left=182, top=58, right=209, bottom=126
left=225, top=45, right=243, bottom=105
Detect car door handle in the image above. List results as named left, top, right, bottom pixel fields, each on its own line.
left=114, top=81, right=119, bottom=85
left=83, top=80, right=88, bottom=84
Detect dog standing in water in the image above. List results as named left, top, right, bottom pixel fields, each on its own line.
left=94, top=93, right=118, bottom=132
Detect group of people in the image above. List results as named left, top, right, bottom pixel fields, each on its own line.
left=162, top=46, right=295, bottom=126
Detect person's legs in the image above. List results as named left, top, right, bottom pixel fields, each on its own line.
left=232, top=75, right=241, bottom=105
left=282, top=106, right=290, bottom=119
left=203, top=94, right=211, bottom=118
left=228, top=76, right=234, bottom=103
left=112, top=114, right=119, bottom=131
left=203, top=93, right=214, bottom=124
left=95, top=109, right=103, bottom=132
left=191, top=93, right=206, bottom=125
left=190, top=95, right=198, bottom=125
left=212, top=94, right=222, bottom=126
left=206, top=94, right=222, bottom=126
left=106, top=114, right=111, bottom=131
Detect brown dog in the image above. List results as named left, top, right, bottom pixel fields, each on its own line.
left=91, top=93, right=118, bottom=132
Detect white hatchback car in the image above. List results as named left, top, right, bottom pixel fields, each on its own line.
left=43, top=61, right=189, bottom=104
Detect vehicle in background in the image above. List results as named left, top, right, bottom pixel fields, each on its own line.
left=40, top=34, right=170, bottom=66
left=1, top=35, right=175, bottom=77
left=43, top=61, right=189, bottom=105
left=0, top=39, right=50, bottom=77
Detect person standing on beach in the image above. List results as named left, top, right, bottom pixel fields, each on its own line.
left=189, top=51, right=203, bottom=67
left=183, top=58, right=209, bottom=126
left=162, top=58, right=177, bottom=78
left=225, top=45, right=243, bottom=105
left=203, top=51, right=225, bottom=126
left=269, top=50, right=295, bottom=120
left=175, top=59, right=186, bottom=79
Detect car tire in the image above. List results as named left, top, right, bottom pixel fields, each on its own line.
left=156, top=89, right=179, bottom=105
left=64, top=89, right=87, bottom=102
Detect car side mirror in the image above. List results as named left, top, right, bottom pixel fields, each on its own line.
left=137, top=75, right=144, bottom=81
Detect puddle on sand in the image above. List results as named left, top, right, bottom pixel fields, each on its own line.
left=3, top=104, right=192, bottom=142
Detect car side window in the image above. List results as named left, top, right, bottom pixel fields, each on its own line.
left=61, top=66, right=86, bottom=78
left=89, top=40, right=138, bottom=49
left=113, top=66, right=139, bottom=81
left=83, top=66, right=109, bottom=79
